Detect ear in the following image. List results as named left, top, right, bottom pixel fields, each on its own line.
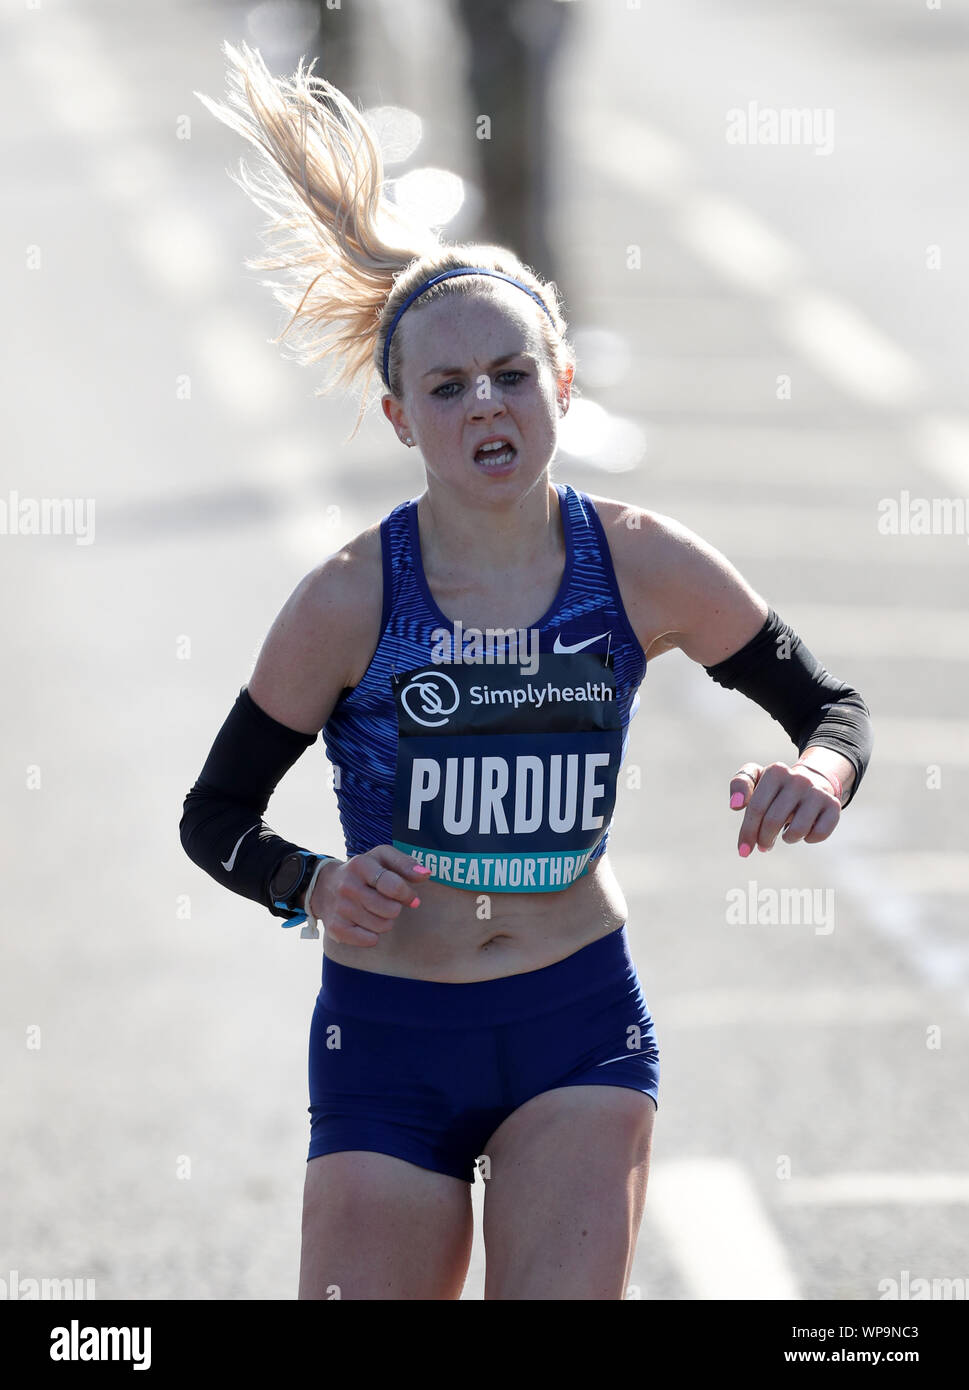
left=382, top=393, right=409, bottom=439
left=557, top=363, right=574, bottom=416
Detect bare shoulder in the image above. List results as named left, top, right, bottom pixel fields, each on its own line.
left=246, top=520, right=384, bottom=735
left=586, top=494, right=769, bottom=666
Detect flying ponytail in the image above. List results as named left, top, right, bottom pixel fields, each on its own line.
left=196, top=42, right=573, bottom=439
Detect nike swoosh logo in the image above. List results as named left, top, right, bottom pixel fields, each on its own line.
left=221, top=824, right=258, bottom=872
left=596, top=1055, right=635, bottom=1067
left=553, top=630, right=611, bottom=654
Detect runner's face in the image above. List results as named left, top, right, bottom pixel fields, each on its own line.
left=385, top=291, right=569, bottom=501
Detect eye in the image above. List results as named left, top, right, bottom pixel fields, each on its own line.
left=431, top=370, right=527, bottom=399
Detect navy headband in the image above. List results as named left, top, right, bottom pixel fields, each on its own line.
left=381, top=266, right=556, bottom=388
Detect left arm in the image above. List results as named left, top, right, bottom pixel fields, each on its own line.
left=601, top=501, right=873, bottom=853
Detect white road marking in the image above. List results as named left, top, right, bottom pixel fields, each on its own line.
left=255, top=439, right=378, bottom=569
left=778, top=1173, right=969, bottom=1206
left=827, top=822, right=969, bottom=1007
left=576, top=110, right=692, bottom=202
left=839, top=852, right=969, bottom=895
left=127, top=207, right=226, bottom=294
left=867, top=717, right=969, bottom=766
left=273, top=504, right=342, bottom=570
left=660, top=986, right=927, bottom=1029
left=90, top=144, right=176, bottom=205
left=647, top=500, right=966, bottom=565
left=576, top=108, right=934, bottom=418
left=191, top=310, right=291, bottom=420
left=624, top=711, right=969, bottom=774
left=676, top=194, right=805, bottom=294
left=778, top=605, right=969, bottom=661
left=557, top=399, right=646, bottom=472
left=647, top=1158, right=801, bottom=1299
left=16, top=15, right=130, bottom=138
left=672, top=655, right=969, bottom=1008
left=778, top=289, right=925, bottom=407
left=912, top=413, right=969, bottom=495
left=638, top=426, right=910, bottom=491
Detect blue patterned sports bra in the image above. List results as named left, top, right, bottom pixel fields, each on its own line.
left=321, top=483, right=647, bottom=892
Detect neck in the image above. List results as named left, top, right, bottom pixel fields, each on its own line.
left=417, top=475, right=560, bottom=578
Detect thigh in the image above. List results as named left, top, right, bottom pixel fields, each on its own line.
left=481, top=1084, right=656, bottom=1300
left=298, top=1150, right=474, bottom=1300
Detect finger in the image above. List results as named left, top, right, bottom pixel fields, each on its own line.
left=335, top=898, right=399, bottom=934
left=326, top=867, right=404, bottom=930
left=772, top=783, right=834, bottom=845
left=780, top=799, right=829, bottom=846
left=352, top=859, right=421, bottom=908
left=371, top=845, right=435, bottom=882
left=736, top=762, right=786, bottom=856
left=729, top=764, right=761, bottom=810
left=326, top=919, right=381, bottom=948
left=759, top=766, right=842, bottom=849
left=347, top=882, right=406, bottom=919
left=373, top=865, right=419, bottom=905
left=803, top=802, right=841, bottom=844
left=753, top=789, right=804, bottom=852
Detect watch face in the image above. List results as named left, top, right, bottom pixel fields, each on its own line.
left=272, top=853, right=304, bottom=899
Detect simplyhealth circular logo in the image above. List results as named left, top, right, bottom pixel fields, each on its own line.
left=399, top=670, right=461, bottom=728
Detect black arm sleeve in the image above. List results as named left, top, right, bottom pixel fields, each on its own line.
left=179, top=686, right=323, bottom=920
left=702, top=606, right=873, bottom=808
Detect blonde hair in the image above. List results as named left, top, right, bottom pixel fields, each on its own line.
left=195, top=42, right=575, bottom=439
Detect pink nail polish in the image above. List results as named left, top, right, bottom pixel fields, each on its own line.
left=739, top=843, right=751, bottom=857
left=413, top=865, right=433, bottom=876
left=730, top=792, right=745, bottom=809
left=409, top=897, right=421, bottom=908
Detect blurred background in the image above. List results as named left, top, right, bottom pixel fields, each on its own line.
left=2, top=0, right=968, bottom=1301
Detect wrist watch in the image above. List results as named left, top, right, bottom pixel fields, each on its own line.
left=269, top=851, right=326, bottom=926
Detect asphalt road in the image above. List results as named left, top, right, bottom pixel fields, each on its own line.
left=2, top=0, right=967, bottom=1303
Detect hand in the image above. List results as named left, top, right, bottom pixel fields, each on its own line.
left=308, top=846, right=432, bottom=947
left=729, top=761, right=841, bottom=857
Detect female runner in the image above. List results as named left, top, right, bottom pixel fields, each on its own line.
left=181, top=44, right=872, bottom=1301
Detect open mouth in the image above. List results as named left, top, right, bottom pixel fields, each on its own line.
left=473, top=438, right=517, bottom=469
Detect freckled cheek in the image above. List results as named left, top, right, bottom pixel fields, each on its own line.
left=531, top=410, right=557, bottom=449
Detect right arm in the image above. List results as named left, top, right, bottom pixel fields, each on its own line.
left=179, top=527, right=428, bottom=944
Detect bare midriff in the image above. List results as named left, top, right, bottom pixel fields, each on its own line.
left=322, top=852, right=628, bottom=983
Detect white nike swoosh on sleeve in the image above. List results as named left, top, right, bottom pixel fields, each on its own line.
left=221, top=824, right=258, bottom=871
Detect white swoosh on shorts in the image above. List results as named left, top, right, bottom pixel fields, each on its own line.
left=552, top=631, right=611, bottom=654
left=221, top=824, right=258, bottom=872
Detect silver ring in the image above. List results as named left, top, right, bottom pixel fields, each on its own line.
left=372, top=868, right=386, bottom=890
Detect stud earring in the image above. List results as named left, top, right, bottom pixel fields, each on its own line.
left=405, top=437, right=413, bottom=446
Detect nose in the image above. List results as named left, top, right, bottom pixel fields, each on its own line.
left=467, top=384, right=509, bottom=420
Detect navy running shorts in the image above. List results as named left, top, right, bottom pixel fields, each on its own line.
left=306, top=923, right=660, bottom=1183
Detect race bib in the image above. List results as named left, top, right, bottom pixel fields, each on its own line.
left=391, top=651, right=621, bottom=892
